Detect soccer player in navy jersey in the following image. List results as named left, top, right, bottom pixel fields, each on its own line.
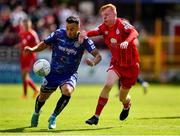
left=24, top=16, right=102, bottom=129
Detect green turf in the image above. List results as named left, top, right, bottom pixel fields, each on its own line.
left=0, top=84, right=180, bottom=135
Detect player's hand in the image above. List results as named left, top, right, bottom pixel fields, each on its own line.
left=85, top=58, right=95, bottom=67
left=24, top=46, right=33, bottom=54
left=78, top=30, right=87, bottom=44
left=120, top=41, right=128, bottom=49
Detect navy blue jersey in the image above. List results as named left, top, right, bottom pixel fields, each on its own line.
left=44, top=28, right=96, bottom=75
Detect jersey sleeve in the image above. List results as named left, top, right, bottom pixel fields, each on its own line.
left=121, top=20, right=139, bottom=43
left=44, top=31, right=58, bottom=45
left=83, top=38, right=96, bottom=53
left=87, top=25, right=103, bottom=37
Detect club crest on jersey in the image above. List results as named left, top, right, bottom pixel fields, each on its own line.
left=105, top=31, right=108, bottom=35
left=110, top=38, right=117, bottom=44
left=74, top=41, right=80, bottom=48
left=116, top=29, right=120, bottom=34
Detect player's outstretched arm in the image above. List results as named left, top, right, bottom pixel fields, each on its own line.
left=120, top=29, right=139, bottom=49
left=86, top=49, right=102, bottom=67
left=121, top=20, right=139, bottom=48
left=24, top=41, right=49, bottom=53
left=78, top=29, right=102, bottom=44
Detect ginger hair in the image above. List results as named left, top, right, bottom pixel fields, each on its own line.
left=99, top=4, right=117, bottom=14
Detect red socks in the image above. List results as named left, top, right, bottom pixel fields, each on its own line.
left=95, top=97, right=108, bottom=116
left=123, top=99, right=131, bottom=109
left=94, top=96, right=131, bottom=117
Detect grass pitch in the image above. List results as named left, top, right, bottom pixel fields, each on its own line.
left=0, top=83, right=180, bottom=135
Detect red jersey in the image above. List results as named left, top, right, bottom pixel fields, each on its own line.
left=87, top=18, right=140, bottom=67
left=19, top=29, right=39, bottom=61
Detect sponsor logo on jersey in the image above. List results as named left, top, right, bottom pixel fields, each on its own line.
left=58, top=46, right=77, bottom=55
left=110, top=38, right=117, bottom=44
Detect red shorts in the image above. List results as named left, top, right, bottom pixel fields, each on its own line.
left=108, top=63, right=140, bottom=89
left=20, top=57, right=36, bottom=72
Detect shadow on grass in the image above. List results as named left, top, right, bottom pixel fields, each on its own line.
left=0, top=126, right=31, bottom=132
left=0, top=126, right=113, bottom=133
left=41, top=127, right=114, bottom=133
left=138, top=116, right=180, bottom=120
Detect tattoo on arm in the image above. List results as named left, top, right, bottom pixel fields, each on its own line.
left=91, top=49, right=102, bottom=65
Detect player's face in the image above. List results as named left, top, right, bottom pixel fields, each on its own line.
left=22, top=20, right=32, bottom=31
left=101, top=7, right=116, bottom=27
left=66, top=23, right=79, bottom=39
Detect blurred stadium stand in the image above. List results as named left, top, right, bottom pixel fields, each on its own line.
left=0, top=0, right=180, bottom=83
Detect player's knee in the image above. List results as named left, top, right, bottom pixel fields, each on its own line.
left=61, top=86, right=74, bottom=96
left=38, top=91, right=52, bottom=102
left=38, top=95, right=48, bottom=102
left=104, top=81, right=113, bottom=90
left=62, top=90, right=72, bottom=96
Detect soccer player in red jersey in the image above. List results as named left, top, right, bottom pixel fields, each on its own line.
left=15, top=19, right=39, bottom=99
left=80, top=4, right=140, bottom=125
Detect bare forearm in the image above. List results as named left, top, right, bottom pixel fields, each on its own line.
left=93, top=54, right=101, bottom=65
left=91, top=49, right=102, bottom=65
left=87, top=29, right=101, bottom=37
left=31, top=41, right=49, bottom=52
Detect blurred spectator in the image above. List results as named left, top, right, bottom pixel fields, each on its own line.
left=11, top=5, right=27, bottom=30
left=0, top=1, right=96, bottom=47
left=58, top=4, right=77, bottom=28
left=0, top=5, right=19, bottom=46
